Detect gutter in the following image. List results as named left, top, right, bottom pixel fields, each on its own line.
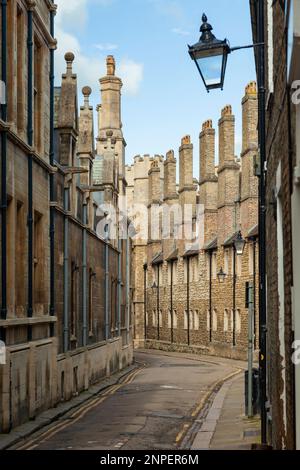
left=117, top=238, right=122, bottom=338
left=27, top=7, right=34, bottom=338
left=63, top=182, right=70, bottom=352
left=0, top=0, right=7, bottom=334
left=49, top=8, right=55, bottom=334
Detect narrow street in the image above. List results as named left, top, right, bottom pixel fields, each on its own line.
left=14, top=351, right=243, bottom=451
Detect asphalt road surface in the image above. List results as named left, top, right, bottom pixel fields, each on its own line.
left=17, top=350, right=243, bottom=451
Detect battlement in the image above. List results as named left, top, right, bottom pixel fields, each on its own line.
left=133, top=154, right=164, bottom=164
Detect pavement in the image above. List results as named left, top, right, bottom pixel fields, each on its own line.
left=191, top=374, right=261, bottom=450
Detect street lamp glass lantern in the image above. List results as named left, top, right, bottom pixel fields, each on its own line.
left=234, top=231, right=246, bottom=256
left=217, top=268, right=227, bottom=284
left=188, top=14, right=230, bottom=91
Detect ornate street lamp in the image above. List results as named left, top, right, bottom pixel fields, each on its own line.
left=234, top=231, right=246, bottom=256
left=188, top=14, right=230, bottom=91
left=217, top=267, right=227, bottom=284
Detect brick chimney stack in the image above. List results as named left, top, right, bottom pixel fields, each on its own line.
left=164, top=150, right=177, bottom=201
left=240, top=81, right=258, bottom=234
left=179, top=136, right=196, bottom=212
left=200, top=120, right=215, bottom=183
left=78, top=86, right=95, bottom=187
left=199, top=120, right=218, bottom=243
left=217, top=106, right=240, bottom=244
left=218, top=105, right=235, bottom=168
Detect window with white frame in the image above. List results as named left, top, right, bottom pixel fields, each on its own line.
left=184, top=310, right=188, bottom=330
left=159, top=264, right=163, bottom=286
left=236, top=253, right=242, bottom=277
left=224, top=309, right=229, bottom=332
left=159, top=310, right=163, bottom=327
left=230, top=310, right=234, bottom=332
left=194, top=310, right=200, bottom=330
left=249, top=243, right=254, bottom=276
left=206, top=310, right=210, bottom=331
left=224, top=249, right=230, bottom=274
left=168, top=310, right=172, bottom=329
left=173, top=310, right=178, bottom=329
left=236, top=309, right=241, bottom=334
left=206, top=253, right=210, bottom=280
left=184, top=259, right=188, bottom=283
left=213, top=309, right=218, bottom=332
left=152, top=310, right=157, bottom=327
left=212, top=252, right=217, bottom=280
left=167, top=263, right=172, bottom=286
left=189, top=310, right=193, bottom=330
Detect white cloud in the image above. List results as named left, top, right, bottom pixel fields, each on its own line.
left=94, top=43, right=119, bottom=51
left=172, top=27, right=190, bottom=36
left=119, top=59, right=144, bottom=95
left=55, top=0, right=143, bottom=96
left=55, top=29, right=143, bottom=96
left=56, top=0, right=89, bottom=31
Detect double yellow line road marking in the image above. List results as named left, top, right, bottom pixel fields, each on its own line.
left=18, top=366, right=144, bottom=450
left=175, top=368, right=243, bottom=447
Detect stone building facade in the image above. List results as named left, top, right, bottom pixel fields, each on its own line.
left=126, top=83, right=259, bottom=361
left=0, top=0, right=132, bottom=433
left=250, top=0, right=300, bottom=450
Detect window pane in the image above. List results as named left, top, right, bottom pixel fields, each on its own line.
left=197, top=54, right=223, bottom=86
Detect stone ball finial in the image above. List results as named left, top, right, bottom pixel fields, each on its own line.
left=82, top=86, right=92, bottom=97
left=106, top=55, right=116, bottom=76
left=181, top=135, right=191, bottom=146
left=65, top=52, right=75, bottom=74
left=65, top=51, right=75, bottom=63
left=221, top=105, right=232, bottom=117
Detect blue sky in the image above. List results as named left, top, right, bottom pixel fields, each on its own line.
left=55, top=0, right=255, bottom=177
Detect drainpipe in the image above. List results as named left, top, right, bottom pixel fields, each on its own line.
left=105, top=224, right=109, bottom=341
left=253, top=239, right=257, bottom=350
left=0, top=0, right=7, bottom=333
left=63, top=179, right=70, bottom=352
left=117, top=237, right=122, bottom=338
left=126, top=237, right=131, bottom=345
left=157, top=266, right=160, bottom=341
left=143, top=263, right=147, bottom=342
left=209, top=251, right=213, bottom=342
left=27, top=7, right=34, bottom=339
left=233, top=247, right=237, bottom=347
left=170, top=261, right=174, bottom=344
left=49, top=8, right=55, bottom=334
left=82, top=196, right=88, bottom=346
left=187, top=257, right=190, bottom=346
